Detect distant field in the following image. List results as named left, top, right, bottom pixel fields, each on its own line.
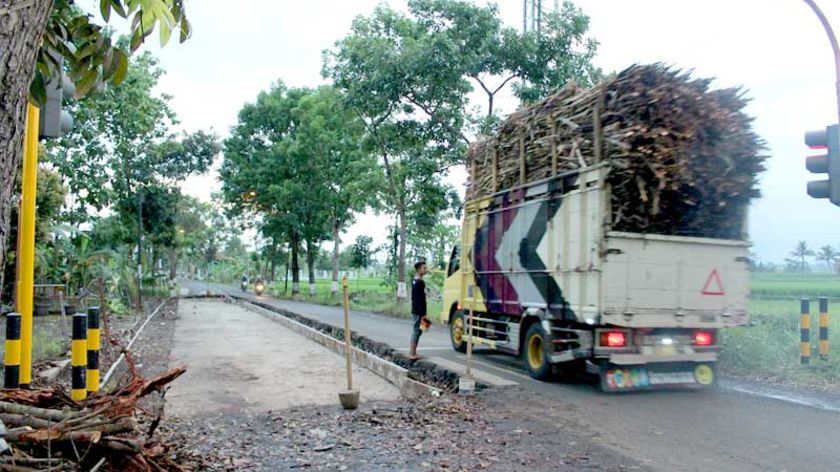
left=750, top=272, right=840, bottom=299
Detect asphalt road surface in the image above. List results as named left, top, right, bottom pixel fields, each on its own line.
left=183, top=280, right=840, bottom=472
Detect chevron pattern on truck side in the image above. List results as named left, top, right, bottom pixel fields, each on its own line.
left=472, top=181, right=570, bottom=317
left=473, top=190, right=522, bottom=315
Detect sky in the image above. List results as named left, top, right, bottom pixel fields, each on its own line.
left=81, top=0, right=840, bottom=263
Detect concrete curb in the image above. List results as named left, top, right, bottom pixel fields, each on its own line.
left=234, top=299, right=442, bottom=399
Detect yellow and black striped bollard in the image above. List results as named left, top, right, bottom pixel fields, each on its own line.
left=801, top=298, right=811, bottom=365
left=71, top=312, right=87, bottom=401
left=4, top=313, right=21, bottom=388
left=87, top=307, right=101, bottom=393
left=819, top=297, right=829, bottom=358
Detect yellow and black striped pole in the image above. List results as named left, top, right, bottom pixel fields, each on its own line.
left=4, top=313, right=21, bottom=388
left=71, top=313, right=87, bottom=401
left=819, top=297, right=829, bottom=358
left=801, top=298, right=811, bottom=365
left=86, top=307, right=101, bottom=393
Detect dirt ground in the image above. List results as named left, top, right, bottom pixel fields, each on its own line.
left=167, top=388, right=646, bottom=472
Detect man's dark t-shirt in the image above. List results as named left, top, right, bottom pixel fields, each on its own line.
left=411, top=278, right=426, bottom=317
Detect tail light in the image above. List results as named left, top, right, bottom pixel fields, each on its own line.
left=600, top=331, right=627, bottom=348
left=694, top=331, right=714, bottom=346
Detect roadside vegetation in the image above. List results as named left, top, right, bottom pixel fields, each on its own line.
left=720, top=271, right=840, bottom=391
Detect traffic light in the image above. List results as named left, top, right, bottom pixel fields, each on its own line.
left=805, top=124, right=840, bottom=205
left=38, top=69, right=75, bottom=140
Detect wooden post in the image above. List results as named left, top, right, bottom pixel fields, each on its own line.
left=593, top=87, right=604, bottom=165
left=465, top=307, right=475, bottom=381
left=470, top=155, right=477, bottom=199
left=550, top=120, right=558, bottom=175
left=342, top=277, right=353, bottom=390
left=519, top=133, right=526, bottom=184
left=491, top=148, right=498, bottom=192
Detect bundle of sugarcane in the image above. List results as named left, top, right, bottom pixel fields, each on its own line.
left=467, top=64, right=766, bottom=239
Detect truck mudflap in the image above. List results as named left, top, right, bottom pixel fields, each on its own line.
left=599, top=362, right=716, bottom=392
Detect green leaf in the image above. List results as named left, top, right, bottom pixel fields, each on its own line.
left=179, top=17, right=190, bottom=43
left=130, top=29, right=143, bottom=52
left=159, top=22, right=172, bottom=46
left=75, top=69, right=100, bottom=98
left=100, top=0, right=111, bottom=22
left=110, top=0, right=127, bottom=18
left=29, top=73, right=47, bottom=107
left=111, top=49, right=129, bottom=85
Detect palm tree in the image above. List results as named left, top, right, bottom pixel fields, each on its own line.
left=816, top=245, right=840, bottom=273
left=790, top=241, right=815, bottom=274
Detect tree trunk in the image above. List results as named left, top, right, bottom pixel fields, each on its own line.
left=306, top=239, right=317, bottom=297
left=331, top=222, right=340, bottom=295
left=269, top=242, right=277, bottom=282
left=290, top=236, right=300, bottom=295
left=168, top=246, right=177, bottom=280
left=397, top=206, right=407, bottom=302
left=0, top=0, right=52, bottom=301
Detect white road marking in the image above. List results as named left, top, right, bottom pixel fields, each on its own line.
left=722, top=382, right=840, bottom=413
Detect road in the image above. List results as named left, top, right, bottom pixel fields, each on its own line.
left=183, top=279, right=840, bottom=472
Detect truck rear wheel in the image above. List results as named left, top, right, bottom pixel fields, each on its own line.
left=524, top=323, right=552, bottom=380
left=450, top=311, right=467, bottom=353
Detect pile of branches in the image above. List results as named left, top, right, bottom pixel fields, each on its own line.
left=467, top=64, right=766, bottom=239
left=0, top=365, right=187, bottom=471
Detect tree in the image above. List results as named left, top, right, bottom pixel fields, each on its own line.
left=221, top=83, right=316, bottom=295
left=408, top=0, right=601, bottom=132
left=0, top=0, right=191, bottom=301
left=289, top=86, right=377, bottom=294
left=350, top=235, right=374, bottom=273
left=48, top=52, right=217, bottom=217
left=324, top=0, right=599, bottom=300
left=789, top=241, right=815, bottom=274
left=816, top=245, right=839, bottom=272
left=46, top=50, right=216, bottom=307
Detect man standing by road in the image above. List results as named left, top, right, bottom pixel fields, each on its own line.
left=408, top=261, right=428, bottom=361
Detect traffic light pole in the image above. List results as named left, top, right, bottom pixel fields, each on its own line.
left=16, top=103, right=40, bottom=388
left=803, top=0, right=840, bottom=124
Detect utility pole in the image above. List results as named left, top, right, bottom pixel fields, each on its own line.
left=803, top=0, right=840, bottom=124
left=523, top=0, right=557, bottom=36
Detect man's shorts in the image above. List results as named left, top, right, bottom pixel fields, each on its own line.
left=411, top=314, right=423, bottom=344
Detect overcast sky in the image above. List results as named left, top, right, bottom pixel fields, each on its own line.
left=83, top=0, right=840, bottom=263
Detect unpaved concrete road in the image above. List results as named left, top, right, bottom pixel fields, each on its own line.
left=185, top=280, right=840, bottom=472
left=167, top=299, right=398, bottom=417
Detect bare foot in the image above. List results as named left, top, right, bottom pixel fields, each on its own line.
left=408, top=355, right=422, bottom=361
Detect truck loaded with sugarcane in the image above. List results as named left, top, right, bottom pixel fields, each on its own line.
left=440, top=65, right=765, bottom=391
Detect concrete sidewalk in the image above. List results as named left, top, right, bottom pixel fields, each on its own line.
left=167, top=299, right=399, bottom=418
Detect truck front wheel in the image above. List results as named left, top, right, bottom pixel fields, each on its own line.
left=524, top=323, right=552, bottom=380
left=450, top=311, right=467, bottom=353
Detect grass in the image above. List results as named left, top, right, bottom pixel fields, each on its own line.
left=750, top=272, right=840, bottom=299
left=33, top=329, right=67, bottom=362
left=266, top=277, right=443, bottom=321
